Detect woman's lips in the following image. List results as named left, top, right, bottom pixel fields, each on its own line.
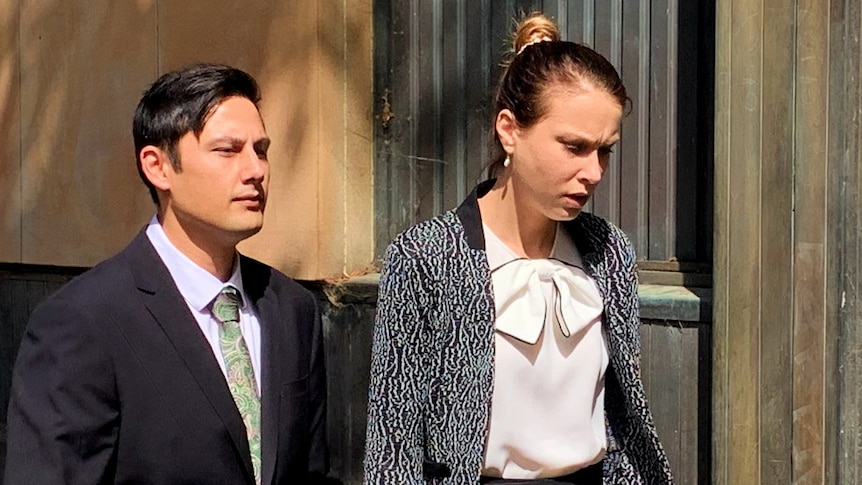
left=564, top=193, right=590, bottom=208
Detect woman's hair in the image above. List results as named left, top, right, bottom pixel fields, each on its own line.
left=488, top=13, right=628, bottom=178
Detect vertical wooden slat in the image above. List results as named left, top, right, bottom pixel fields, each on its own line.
left=375, top=0, right=415, bottom=249
left=635, top=0, right=651, bottom=259
left=431, top=1, right=444, bottom=216
left=665, top=0, right=678, bottom=261
left=349, top=304, right=374, bottom=479
left=675, top=0, right=700, bottom=263
left=649, top=324, right=682, bottom=481
left=716, top=0, right=764, bottom=483
left=678, top=323, right=699, bottom=484
left=414, top=0, right=438, bottom=223
left=697, top=323, right=713, bottom=484
left=463, top=0, right=493, bottom=187
left=588, top=0, right=617, bottom=224
left=697, top=0, right=718, bottom=265
left=588, top=0, right=619, bottom=223
left=588, top=0, right=608, bottom=216
left=712, top=1, right=734, bottom=479
left=567, top=1, right=586, bottom=43
left=322, top=301, right=349, bottom=481
left=372, top=0, right=393, bottom=255
left=793, top=1, right=829, bottom=483
left=639, top=322, right=653, bottom=403
left=833, top=1, right=862, bottom=482
left=758, top=1, right=795, bottom=483
left=441, top=0, right=467, bottom=211
left=618, top=1, right=645, bottom=255
left=647, top=0, right=671, bottom=261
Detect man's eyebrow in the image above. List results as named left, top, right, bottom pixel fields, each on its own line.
left=208, top=136, right=245, bottom=146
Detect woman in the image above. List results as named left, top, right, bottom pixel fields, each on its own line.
left=364, top=13, right=673, bottom=485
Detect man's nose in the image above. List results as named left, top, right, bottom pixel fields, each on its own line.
left=242, top=149, right=267, bottom=182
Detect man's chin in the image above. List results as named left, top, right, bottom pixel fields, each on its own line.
left=240, top=225, right=264, bottom=238
left=229, top=221, right=264, bottom=243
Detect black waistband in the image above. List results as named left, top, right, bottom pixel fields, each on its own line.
left=478, top=461, right=602, bottom=485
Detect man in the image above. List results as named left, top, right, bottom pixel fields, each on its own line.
left=5, top=64, right=332, bottom=484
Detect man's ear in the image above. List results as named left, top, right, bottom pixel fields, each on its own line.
left=139, top=146, right=173, bottom=193
left=495, top=109, right=518, bottom=156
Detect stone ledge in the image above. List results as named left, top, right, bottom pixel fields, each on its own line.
left=317, top=274, right=713, bottom=324
left=638, top=284, right=712, bottom=323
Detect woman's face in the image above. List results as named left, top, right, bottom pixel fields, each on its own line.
left=497, top=85, right=623, bottom=221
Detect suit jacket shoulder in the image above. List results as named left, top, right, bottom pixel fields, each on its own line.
left=239, top=254, right=317, bottom=309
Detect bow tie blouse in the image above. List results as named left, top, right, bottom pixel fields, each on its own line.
left=481, top=223, right=610, bottom=480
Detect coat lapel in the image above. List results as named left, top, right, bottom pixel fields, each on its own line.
left=563, top=216, right=633, bottom=377
left=124, top=230, right=255, bottom=483
left=241, top=257, right=281, bottom=485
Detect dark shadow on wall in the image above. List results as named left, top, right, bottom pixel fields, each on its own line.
left=5, top=0, right=370, bottom=269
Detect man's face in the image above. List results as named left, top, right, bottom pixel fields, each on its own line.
left=164, top=96, right=270, bottom=249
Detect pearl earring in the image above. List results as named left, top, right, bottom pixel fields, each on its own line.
left=503, top=156, right=511, bottom=168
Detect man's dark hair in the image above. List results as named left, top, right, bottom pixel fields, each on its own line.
left=133, top=63, right=262, bottom=203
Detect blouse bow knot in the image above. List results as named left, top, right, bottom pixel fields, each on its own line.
left=491, top=258, right=604, bottom=345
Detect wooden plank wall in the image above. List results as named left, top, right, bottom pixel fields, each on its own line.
left=640, top=320, right=711, bottom=485
left=714, top=0, right=862, bottom=483
left=831, top=1, right=862, bottom=483
left=0, top=0, right=373, bottom=281
left=374, top=0, right=714, bottom=264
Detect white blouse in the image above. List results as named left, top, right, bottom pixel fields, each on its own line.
left=481, top=223, right=609, bottom=479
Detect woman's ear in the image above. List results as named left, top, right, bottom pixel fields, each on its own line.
left=139, top=146, right=173, bottom=193
left=495, top=109, right=518, bottom=156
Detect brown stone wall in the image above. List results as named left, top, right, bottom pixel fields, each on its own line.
left=0, top=0, right=373, bottom=280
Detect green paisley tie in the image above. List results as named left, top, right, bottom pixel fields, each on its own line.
left=213, top=286, right=261, bottom=484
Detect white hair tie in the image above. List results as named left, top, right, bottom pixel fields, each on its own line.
left=517, top=36, right=553, bottom=55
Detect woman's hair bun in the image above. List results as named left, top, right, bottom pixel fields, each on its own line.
left=513, top=13, right=560, bottom=54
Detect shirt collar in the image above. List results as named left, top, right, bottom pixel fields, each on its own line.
left=483, top=222, right=584, bottom=271
left=145, top=216, right=246, bottom=312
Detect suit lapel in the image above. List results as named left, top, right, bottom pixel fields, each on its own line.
left=124, top=231, right=255, bottom=483
left=241, top=258, right=281, bottom=485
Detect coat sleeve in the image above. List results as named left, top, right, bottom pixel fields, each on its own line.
left=616, top=235, right=674, bottom=484
left=364, top=240, right=431, bottom=484
left=4, top=296, right=119, bottom=485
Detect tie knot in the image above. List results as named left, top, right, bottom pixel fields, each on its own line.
left=213, top=286, right=242, bottom=324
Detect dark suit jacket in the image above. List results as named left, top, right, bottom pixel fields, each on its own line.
left=4, top=230, right=330, bottom=484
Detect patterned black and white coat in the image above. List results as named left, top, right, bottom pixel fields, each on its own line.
left=364, top=180, right=673, bottom=484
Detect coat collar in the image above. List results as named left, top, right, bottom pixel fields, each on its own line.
left=455, top=179, right=604, bottom=280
